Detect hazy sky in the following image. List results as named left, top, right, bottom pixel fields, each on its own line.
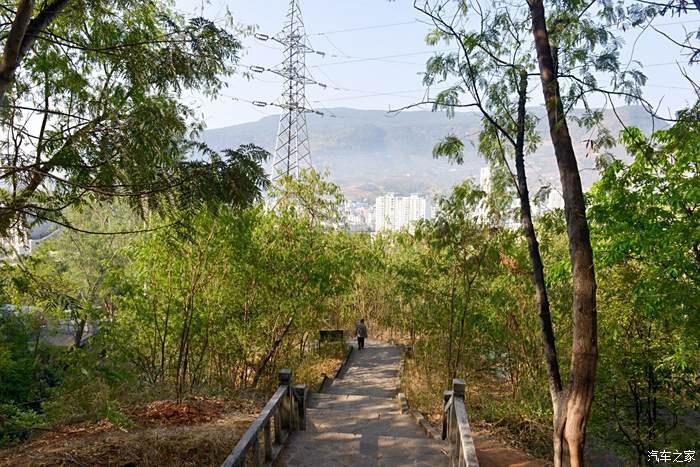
left=175, top=0, right=699, bottom=129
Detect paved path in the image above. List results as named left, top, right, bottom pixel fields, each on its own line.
left=278, top=340, right=448, bottom=467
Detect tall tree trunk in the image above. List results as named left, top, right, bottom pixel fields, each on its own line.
left=528, top=2, right=598, bottom=465
left=514, top=69, right=563, bottom=406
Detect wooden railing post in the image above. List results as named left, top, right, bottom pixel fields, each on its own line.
left=452, top=378, right=466, bottom=399
left=221, top=374, right=297, bottom=467
left=279, top=369, right=293, bottom=431
left=273, top=406, right=282, bottom=443
left=293, top=384, right=308, bottom=431
left=451, top=379, right=465, bottom=466
left=442, top=389, right=453, bottom=440
left=449, top=403, right=457, bottom=464
left=442, top=378, right=479, bottom=467
left=251, top=434, right=261, bottom=467
left=263, top=419, right=272, bottom=461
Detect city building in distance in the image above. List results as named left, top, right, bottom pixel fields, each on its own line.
left=341, top=200, right=374, bottom=232
left=476, top=166, right=565, bottom=228
left=374, top=193, right=432, bottom=232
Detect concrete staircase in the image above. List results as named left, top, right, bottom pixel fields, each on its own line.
left=278, top=342, right=448, bottom=466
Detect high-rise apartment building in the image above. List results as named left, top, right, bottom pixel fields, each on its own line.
left=374, top=193, right=431, bottom=232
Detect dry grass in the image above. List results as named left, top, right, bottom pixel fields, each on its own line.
left=401, top=356, right=551, bottom=466
left=0, top=348, right=349, bottom=467
left=401, top=358, right=445, bottom=428
left=0, top=400, right=259, bottom=467
left=293, top=343, right=347, bottom=390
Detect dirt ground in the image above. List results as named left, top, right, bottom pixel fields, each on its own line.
left=0, top=346, right=347, bottom=467
left=472, top=429, right=549, bottom=467
left=0, top=397, right=262, bottom=467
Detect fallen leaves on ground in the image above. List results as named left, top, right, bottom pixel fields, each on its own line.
left=0, top=396, right=264, bottom=467
left=131, top=397, right=225, bottom=426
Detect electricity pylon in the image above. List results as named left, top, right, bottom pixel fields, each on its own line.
left=271, top=0, right=317, bottom=181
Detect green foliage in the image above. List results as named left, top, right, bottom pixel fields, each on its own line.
left=6, top=200, right=138, bottom=348
left=176, top=145, right=270, bottom=214
left=420, top=0, right=643, bottom=176
left=588, top=108, right=700, bottom=461
left=0, top=1, right=262, bottom=233
left=102, top=171, right=359, bottom=400
left=363, top=180, right=560, bottom=456
left=432, top=134, right=465, bottom=163
left=0, top=311, right=51, bottom=444
left=40, top=345, right=137, bottom=427
left=0, top=403, right=47, bottom=444
left=0, top=169, right=362, bottom=439
left=105, top=401, right=134, bottom=430
left=0, top=105, right=696, bottom=466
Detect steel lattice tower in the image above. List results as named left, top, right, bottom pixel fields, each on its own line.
left=271, top=0, right=316, bottom=180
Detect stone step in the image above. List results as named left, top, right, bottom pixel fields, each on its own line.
left=376, top=434, right=448, bottom=466
left=309, top=394, right=398, bottom=412
left=312, top=393, right=394, bottom=402
left=306, top=408, right=428, bottom=439
left=278, top=431, right=370, bottom=467
left=330, top=372, right=398, bottom=385
left=277, top=342, right=447, bottom=466
left=325, top=383, right=398, bottom=399
left=279, top=431, right=448, bottom=467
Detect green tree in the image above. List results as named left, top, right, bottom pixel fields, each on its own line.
left=113, top=171, right=359, bottom=399
left=414, top=181, right=498, bottom=380
left=414, top=0, right=647, bottom=461
left=588, top=106, right=700, bottom=463
left=0, top=1, right=260, bottom=232
left=5, top=200, right=138, bottom=347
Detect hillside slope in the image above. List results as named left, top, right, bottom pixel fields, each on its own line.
left=202, top=106, right=660, bottom=200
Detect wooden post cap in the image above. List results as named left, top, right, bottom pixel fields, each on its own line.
left=452, top=378, right=466, bottom=396
left=279, top=368, right=293, bottom=385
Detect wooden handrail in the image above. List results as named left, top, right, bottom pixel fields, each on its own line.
left=442, top=378, right=479, bottom=467
left=221, top=369, right=307, bottom=467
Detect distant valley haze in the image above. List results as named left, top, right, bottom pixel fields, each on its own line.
left=201, top=105, right=662, bottom=201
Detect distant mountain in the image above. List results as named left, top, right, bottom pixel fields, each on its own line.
left=202, top=106, right=661, bottom=201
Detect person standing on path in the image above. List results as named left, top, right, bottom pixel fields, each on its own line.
left=355, top=319, right=368, bottom=350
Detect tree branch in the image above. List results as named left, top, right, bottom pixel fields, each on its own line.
left=0, top=0, right=34, bottom=103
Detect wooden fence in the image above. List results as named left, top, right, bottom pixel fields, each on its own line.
left=221, top=369, right=307, bottom=467
left=442, top=378, right=480, bottom=466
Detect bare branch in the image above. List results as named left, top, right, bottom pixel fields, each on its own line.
left=388, top=100, right=480, bottom=114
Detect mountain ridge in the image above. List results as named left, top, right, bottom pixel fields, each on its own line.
left=202, top=106, right=660, bottom=200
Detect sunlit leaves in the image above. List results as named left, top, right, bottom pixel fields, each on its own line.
left=174, top=144, right=270, bottom=215
left=425, top=28, right=451, bottom=46
left=587, top=108, right=700, bottom=455
left=433, top=134, right=465, bottom=163
left=0, top=0, right=254, bottom=233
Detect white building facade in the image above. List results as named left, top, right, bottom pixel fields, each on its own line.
left=374, top=193, right=431, bottom=232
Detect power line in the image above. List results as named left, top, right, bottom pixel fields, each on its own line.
left=318, top=33, right=352, bottom=58
left=645, top=83, right=694, bottom=90
left=310, top=66, right=351, bottom=91
left=643, top=60, right=690, bottom=67
left=245, top=64, right=328, bottom=88
left=225, top=95, right=323, bottom=115
left=312, top=88, right=428, bottom=102
left=653, top=19, right=700, bottom=26
left=303, top=17, right=695, bottom=37
left=307, top=20, right=420, bottom=36
left=312, top=49, right=452, bottom=67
